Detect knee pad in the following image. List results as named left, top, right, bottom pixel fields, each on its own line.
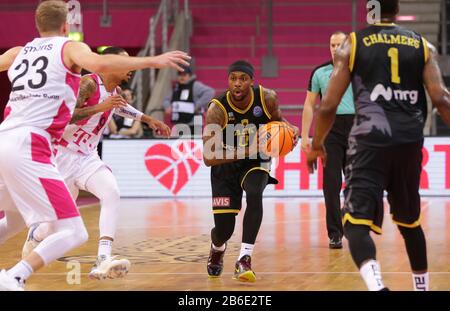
left=56, top=217, right=89, bottom=246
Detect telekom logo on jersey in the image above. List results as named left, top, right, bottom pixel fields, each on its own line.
left=72, top=128, right=92, bottom=146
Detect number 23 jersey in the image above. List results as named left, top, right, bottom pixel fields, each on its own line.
left=1, top=37, right=81, bottom=142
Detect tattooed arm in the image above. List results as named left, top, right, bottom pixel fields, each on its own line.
left=69, top=76, right=97, bottom=123
left=423, top=42, right=450, bottom=127
left=69, top=76, right=126, bottom=124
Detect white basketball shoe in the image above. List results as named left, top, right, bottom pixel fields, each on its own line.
left=88, top=255, right=131, bottom=280
left=0, top=270, right=25, bottom=291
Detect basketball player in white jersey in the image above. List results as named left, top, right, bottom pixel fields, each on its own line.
left=0, top=0, right=189, bottom=290
left=21, top=46, right=171, bottom=280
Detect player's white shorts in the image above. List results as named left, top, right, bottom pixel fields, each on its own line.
left=0, top=127, right=79, bottom=226
left=54, top=146, right=110, bottom=198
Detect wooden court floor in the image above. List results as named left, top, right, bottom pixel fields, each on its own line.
left=0, top=197, right=449, bottom=291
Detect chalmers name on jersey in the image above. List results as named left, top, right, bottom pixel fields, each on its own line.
left=349, top=24, right=429, bottom=147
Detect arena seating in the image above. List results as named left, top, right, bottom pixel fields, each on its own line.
left=190, top=0, right=366, bottom=128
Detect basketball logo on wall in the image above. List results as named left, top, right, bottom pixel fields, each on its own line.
left=144, top=140, right=203, bottom=195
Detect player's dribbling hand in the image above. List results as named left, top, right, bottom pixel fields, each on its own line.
left=307, top=143, right=327, bottom=174
left=146, top=118, right=171, bottom=138
left=152, top=51, right=191, bottom=71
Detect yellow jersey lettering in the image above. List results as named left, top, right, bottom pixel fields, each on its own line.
left=391, top=34, right=401, bottom=45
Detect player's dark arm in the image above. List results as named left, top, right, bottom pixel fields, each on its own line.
left=423, top=42, right=450, bottom=127
left=311, top=37, right=352, bottom=149
left=203, top=103, right=247, bottom=167
left=263, top=87, right=300, bottom=137
left=0, top=46, right=22, bottom=72
left=263, top=88, right=287, bottom=122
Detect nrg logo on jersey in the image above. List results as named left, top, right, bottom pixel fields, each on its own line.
left=370, top=84, right=419, bottom=105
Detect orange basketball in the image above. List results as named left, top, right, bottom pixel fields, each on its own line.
left=259, top=121, right=296, bottom=157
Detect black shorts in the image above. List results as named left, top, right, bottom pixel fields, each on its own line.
left=342, top=139, right=423, bottom=234
left=210, top=160, right=277, bottom=215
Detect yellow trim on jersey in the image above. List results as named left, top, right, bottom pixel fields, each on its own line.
left=213, top=209, right=240, bottom=214
left=391, top=214, right=421, bottom=228
left=349, top=32, right=357, bottom=72
left=210, top=99, right=228, bottom=129
left=240, top=167, right=270, bottom=189
left=343, top=213, right=382, bottom=234
left=259, top=85, right=272, bottom=119
left=373, top=22, right=397, bottom=27
left=422, top=37, right=430, bottom=63
left=226, top=88, right=254, bottom=114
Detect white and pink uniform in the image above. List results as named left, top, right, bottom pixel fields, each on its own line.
left=54, top=73, right=117, bottom=196
left=59, top=74, right=116, bottom=156
left=0, top=37, right=81, bottom=226
left=53, top=73, right=143, bottom=239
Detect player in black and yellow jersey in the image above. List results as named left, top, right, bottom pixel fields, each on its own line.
left=307, top=0, right=450, bottom=290
left=203, top=60, right=299, bottom=282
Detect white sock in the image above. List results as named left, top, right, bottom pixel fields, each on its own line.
left=359, top=260, right=385, bottom=291
left=238, top=243, right=254, bottom=260
left=212, top=243, right=226, bottom=252
left=98, top=239, right=113, bottom=258
left=7, top=260, right=33, bottom=282
left=412, top=272, right=429, bottom=291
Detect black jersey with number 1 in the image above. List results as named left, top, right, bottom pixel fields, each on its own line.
left=349, top=23, right=430, bottom=147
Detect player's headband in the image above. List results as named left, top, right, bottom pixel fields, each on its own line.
left=228, top=63, right=254, bottom=79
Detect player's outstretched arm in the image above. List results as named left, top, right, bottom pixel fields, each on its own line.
left=423, top=42, right=450, bottom=127
left=0, top=46, right=22, bottom=72
left=114, top=105, right=171, bottom=138
left=64, top=41, right=191, bottom=75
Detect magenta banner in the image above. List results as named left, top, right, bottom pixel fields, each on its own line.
left=0, top=9, right=155, bottom=48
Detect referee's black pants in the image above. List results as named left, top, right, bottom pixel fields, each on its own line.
left=323, top=114, right=354, bottom=240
